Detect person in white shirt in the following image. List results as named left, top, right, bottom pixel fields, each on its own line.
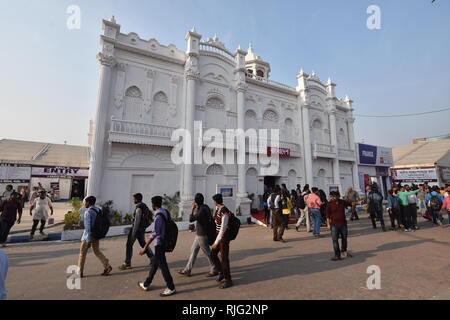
left=29, top=191, right=53, bottom=239
left=0, top=250, right=8, bottom=300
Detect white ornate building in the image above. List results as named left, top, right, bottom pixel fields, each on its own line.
left=88, top=17, right=360, bottom=219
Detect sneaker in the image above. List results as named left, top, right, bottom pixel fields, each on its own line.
left=279, top=238, right=287, bottom=243
left=295, top=226, right=299, bottom=232
left=177, top=269, right=191, bottom=277
left=405, top=228, right=411, bottom=232
left=101, top=265, right=112, bottom=276
left=160, top=288, right=177, bottom=297
left=119, top=264, right=132, bottom=271
left=29, top=235, right=34, bottom=240
left=216, top=273, right=225, bottom=283
left=414, top=226, right=420, bottom=230
left=138, top=282, right=150, bottom=291
left=40, top=231, right=46, bottom=236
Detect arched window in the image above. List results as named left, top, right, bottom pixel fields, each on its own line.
left=256, top=69, right=264, bottom=77
left=311, top=118, right=323, bottom=144
left=245, top=109, right=258, bottom=130
left=288, top=169, right=297, bottom=190
left=206, top=164, right=224, bottom=175
left=262, top=109, right=279, bottom=130
left=123, top=86, right=143, bottom=122
left=284, top=118, right=294, bottom=141
left=246, top=69, right=253, bottom=75
left=205, top=97, right=225, bottom=129
left=312, top=119, right=322, bottom=129
left=152, top=91, right=169, bottom=125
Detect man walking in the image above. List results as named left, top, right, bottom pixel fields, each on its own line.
left=307, top=187, right=323, bottom=238
left=387, top=189, right=402, bottom=230
left=178, top=193, right=218, bottom=277
left=210, top=194, right=233, bottom=289
left=138, top=196, right=176, bottom=297
left=271, top=187, right=286, bottom=242
left=367, top=185, right=386, bottom=231
left=345, top=187, right=360, bottom=221
left=0, top=193, right=22, bottom=247
left=426, top=186, right=444, bottom=226
left=77, top=196, right=112, bottom=278
left=326, top=191, right=357, bottom=261
left=29, top=190, right=53, bottom=239
left=119, top=193, right=154, bottom=270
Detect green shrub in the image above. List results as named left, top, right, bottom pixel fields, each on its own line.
left=124, top=213, right=133, bottom=224
left=64, top=211, right=81, bottom=230
left=69, top=197, right=83, bottom=212
left=163, top=191, right=180, bottom=218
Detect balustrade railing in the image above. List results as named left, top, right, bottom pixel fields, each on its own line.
left=111, top=119, right=176, bottom=138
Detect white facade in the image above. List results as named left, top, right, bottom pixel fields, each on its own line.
left=88, top=17, right=359, bottom=218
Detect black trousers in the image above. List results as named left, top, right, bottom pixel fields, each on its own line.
left=125, top=227, right=154, bottom=265
left=30, top=219, right=46, bottom=235
left=409, top=204, right=418, bottom=228
left=400, top=205, right=407, bottom=226
left=389, top=207, right=402, bottom=228
left=272, top=211, right=285, bottom=241
left=144, top=245, right=175, bottom=290
left=370, top=209, right=385, bottom=228
left=404, top=205, right=416, bottom=229
left=0, top=220, right=14, bottom=243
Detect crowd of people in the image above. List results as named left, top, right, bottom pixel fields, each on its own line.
left=1, top=181, right=449, bottom=299
left=76, top=192, right=235, bottom=297
left=0, top=184, right=55, bottom=246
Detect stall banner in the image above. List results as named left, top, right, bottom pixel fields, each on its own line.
left=357, top=144, right=393, bottom=166
left=441, top=167, right=450, bottom=184
left=358, top=144, right=377, bottom=165
left=31, top=166, right=89, bottom=178
left=0, top=164, right=31, bottom=182
left=391, top=168, right=438, bottom=182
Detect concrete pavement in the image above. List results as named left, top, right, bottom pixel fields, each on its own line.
left=3, top=213, right=450, bottom=300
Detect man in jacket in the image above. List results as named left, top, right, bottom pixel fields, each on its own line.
left=210, top=193, right=233, bottom=289
left=426, top=186, right=445, bottom=226
left=77, top=196, right=112, bottom=278
left=119, top=193, right=154, bottom=270
left=271, top=187, right=286, bottom=242
left=0, top=193, right=22, bottom=247
left=178, top=193, right=217, bottom=277
left=138, top=196, right=176, bottom=297
left=397, top=185, right=420, bottom=231
left=368, top=185, right=386, bottom=231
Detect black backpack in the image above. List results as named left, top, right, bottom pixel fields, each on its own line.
left=92, top=207, right=110, bottom=240
left=201, top=205, right=217, bottom=246
left=136, top=203, right=153, bottom=229
left=295, top=195, right=306, bottom=209
left=227, top=212, right=241, bottom=241
left=157, top=209, right=178, bottom=252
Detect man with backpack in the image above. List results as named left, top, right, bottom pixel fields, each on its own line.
left=426, top=186, right=444, bottom=226
left=138, top=196, right=176, bottom=297
left=210, top=193, right=234, bottom=289
left=397, top=185, right=420, bottom=231
left=367, top=185, right=386, bottom=231
left=77, top=196, right=112, bottom=278
left=119, top=193, right=154, bottom=270
left=178, top=193, right=218, bottom=277
left=295, top=189, right=311, bottom=232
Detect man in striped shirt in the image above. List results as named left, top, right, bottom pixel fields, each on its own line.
left=210, top=193, right=233, bottom=289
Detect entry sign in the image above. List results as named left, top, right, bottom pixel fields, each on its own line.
left=267, top=147, right=290, bottom=157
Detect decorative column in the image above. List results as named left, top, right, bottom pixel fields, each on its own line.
left=235, top=46, right=251, bottom=218
left=328, top=110, right=341, bottom=186
left=344, top=96, right=359, bottom=191
left=87, top=18, right=120, bottom=199
left=179, top=28, right=201, bottom=219
left=297, top=69, right=314, bottom=186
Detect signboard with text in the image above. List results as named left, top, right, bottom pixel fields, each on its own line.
left=267, top=147, right=290, bottom=158
left=31, top=166, right=89, bottom=179
left=391, top=168, right=438, bottom=183
left=357, top=144, right=393, bottom=167
left=0, top=164, right=31, bottom=182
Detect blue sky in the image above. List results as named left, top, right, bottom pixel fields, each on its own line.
left=0, top=0, right=449, bottom=148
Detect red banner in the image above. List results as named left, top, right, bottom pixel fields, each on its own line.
left=267, top=147, right=290, bottom=157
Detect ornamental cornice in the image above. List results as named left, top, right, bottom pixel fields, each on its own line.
left=185, top=70, right=200, bottom=81
left=236, top=83, right=248, bottom=93
left=97, top=53, right=116, bottom=67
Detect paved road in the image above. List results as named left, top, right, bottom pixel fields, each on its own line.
left=3, top=214, right=450, bottom=300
